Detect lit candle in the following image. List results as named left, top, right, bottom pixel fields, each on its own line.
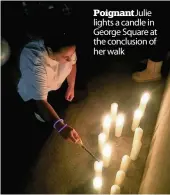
left=110, top=185, right=120, bottom=194
left=139, top=92, right=150, bottom=114
left=130, top=140, right=142, bottom=161
left=93, top=176, right=103, bottom=192
left=94, top=161, right=103, bottom=177
left=132, top=128, right=143, bottom=147
left=103, top=115, right=112, bottom=138
left=120, top=155, right=131, bottom=173
left=98, top=133, right=107, bottom=153
left=115, top=114, right=125, bottom=137
left=111, top=103, right=118, bottom=122
left=102, top=143, right=112, bottom=167
left=131, top=109, right=143, bottom=131
left=114, top=170, right=126, bottom=186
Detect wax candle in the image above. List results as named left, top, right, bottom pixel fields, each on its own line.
left=102, top=143, right=112, bottom=167
left=103, top=115, right=112, bottom=138
left=114, top=170, right=126, bottom=186
left=94, top=161, right=103, bottom=177
left=139, top=92, right=150, bottom=113
left=98, top=133, right=107, bottom=153
left=115, top=114, right=125, bottom=137
left=130, top=140, right=142, bottom=161
left=131, top=109, right=143, bottom=131
left=93, top=176, right=103, bottom=192
left=132, top=127, right=143, bottom=147
left=111, top=103, right=118, bottom=122
left=110, top=185, right=120, bottom=194
left=120, top=155, right=131, bottom=173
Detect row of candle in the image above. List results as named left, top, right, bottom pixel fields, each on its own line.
left=98, top=92, right=150, bottom=165
left=93, top=92, right=150, bottom=193
left=93, top=128, right=144, bottom=193
left=111, top=127, right=144, bottom=193
left=104, top=92, right=150, bottom=137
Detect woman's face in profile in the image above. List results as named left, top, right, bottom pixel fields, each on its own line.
left=53, top=45, right=76, bottom=64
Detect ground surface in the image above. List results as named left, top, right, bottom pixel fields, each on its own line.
left=24, top=58, right=166, bottom=194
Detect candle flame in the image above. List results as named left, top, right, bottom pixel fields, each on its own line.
left=110, top=185, right=120, bottom=194
left=93, top=176, right=103, bottom=189
left=141, top=92, right=150, bottom=104
left=94, top=161, right=103, bottom=170
left=98, top=133, right=106, bottom=142
left=134, top=109, right=143, bottom=118
left=103, top=114, right=112, bottom=129
left=116, top=114, right=125, bottom=126
left=111, top=103, right=118, bottom=112
left=102, top=143, right=112, bottom=157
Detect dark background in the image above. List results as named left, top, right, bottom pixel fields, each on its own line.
left=1, top=1, right=170, bottom=194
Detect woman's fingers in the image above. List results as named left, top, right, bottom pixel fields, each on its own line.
left=69, top=130, right=81, bottom=143
left=69, top=130, right=77, bottom=143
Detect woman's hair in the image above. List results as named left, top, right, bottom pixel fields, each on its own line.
left=43, top=32, right=76, bottom=52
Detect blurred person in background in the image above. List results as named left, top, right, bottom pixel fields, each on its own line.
left=132, top=6, right=170, bottom=82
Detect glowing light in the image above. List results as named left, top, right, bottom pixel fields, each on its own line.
left=111, top=103, right=118, bottom=120
left=102, top=114, right=112, bottom=138
left=103, top=114, right=112, bottom=129
left=98, top=133, right=106, bottom=145
left=135, top=109, right=143, bottom=118
left=102, top=143, right=112, bottom=157
left=110, top=185, right=120, bottom=194
left=94, top=161, right=103, bottom=176
left=141, top=92, right=150, bottom=104
left=93, top=176, right=103, bottom=190
left=98, top=133, right=106, bottom=153
left=102, top=143, right=112, bottom=167
left=132, top=109, right=143, bottom=131
left=115, top=114, right=125, bottom=137
left=139, top=92, right=150, bottom=114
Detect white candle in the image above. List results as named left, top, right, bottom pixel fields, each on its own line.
left=111, top=103, right=118, bottom=122
left=94, top=161, right=103, bottom=177
left=103, top=115, right=112, bottom=138
left=98, top=133, right=107, bottom=153
left=139, top=92, right=150, bottom=113
left=131, top=109, right=143, bottom=131
left=93, top=176, right=103, bottom=192
left=130, top=140, right=142, bottom=161
left=114, top=170, right=126, bottom=186
left=115, top=114, right=125, bottom=137
left=132, top=128, right=143, bottom=147
left=102, top=143, right=112, bottom=167
left=110, top=185, right=120, bottom=194
left=120, top=155, right=131, bottom=173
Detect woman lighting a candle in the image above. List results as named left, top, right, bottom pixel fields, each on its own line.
left=17, top=31, right=81, bottom=143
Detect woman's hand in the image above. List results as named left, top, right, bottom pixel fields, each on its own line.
left=65, top=86, right=74, bottom=102
left=60, top=125, right=82, bottom=144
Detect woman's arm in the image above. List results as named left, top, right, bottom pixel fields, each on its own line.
left=36, top=99, right=81, bottom=142
left=36, top=99, right=60, bottom=122
left=67, top=63, right=77, bottom=89
left=36, top=99, right=65, bottom=133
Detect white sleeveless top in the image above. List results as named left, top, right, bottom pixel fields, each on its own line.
left=17, top=40, right=76, bottom=101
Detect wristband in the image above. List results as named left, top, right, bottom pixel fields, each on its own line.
left=53, top=119, right=64, bottom=129
left=58, top=124, right=68, bottom=133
